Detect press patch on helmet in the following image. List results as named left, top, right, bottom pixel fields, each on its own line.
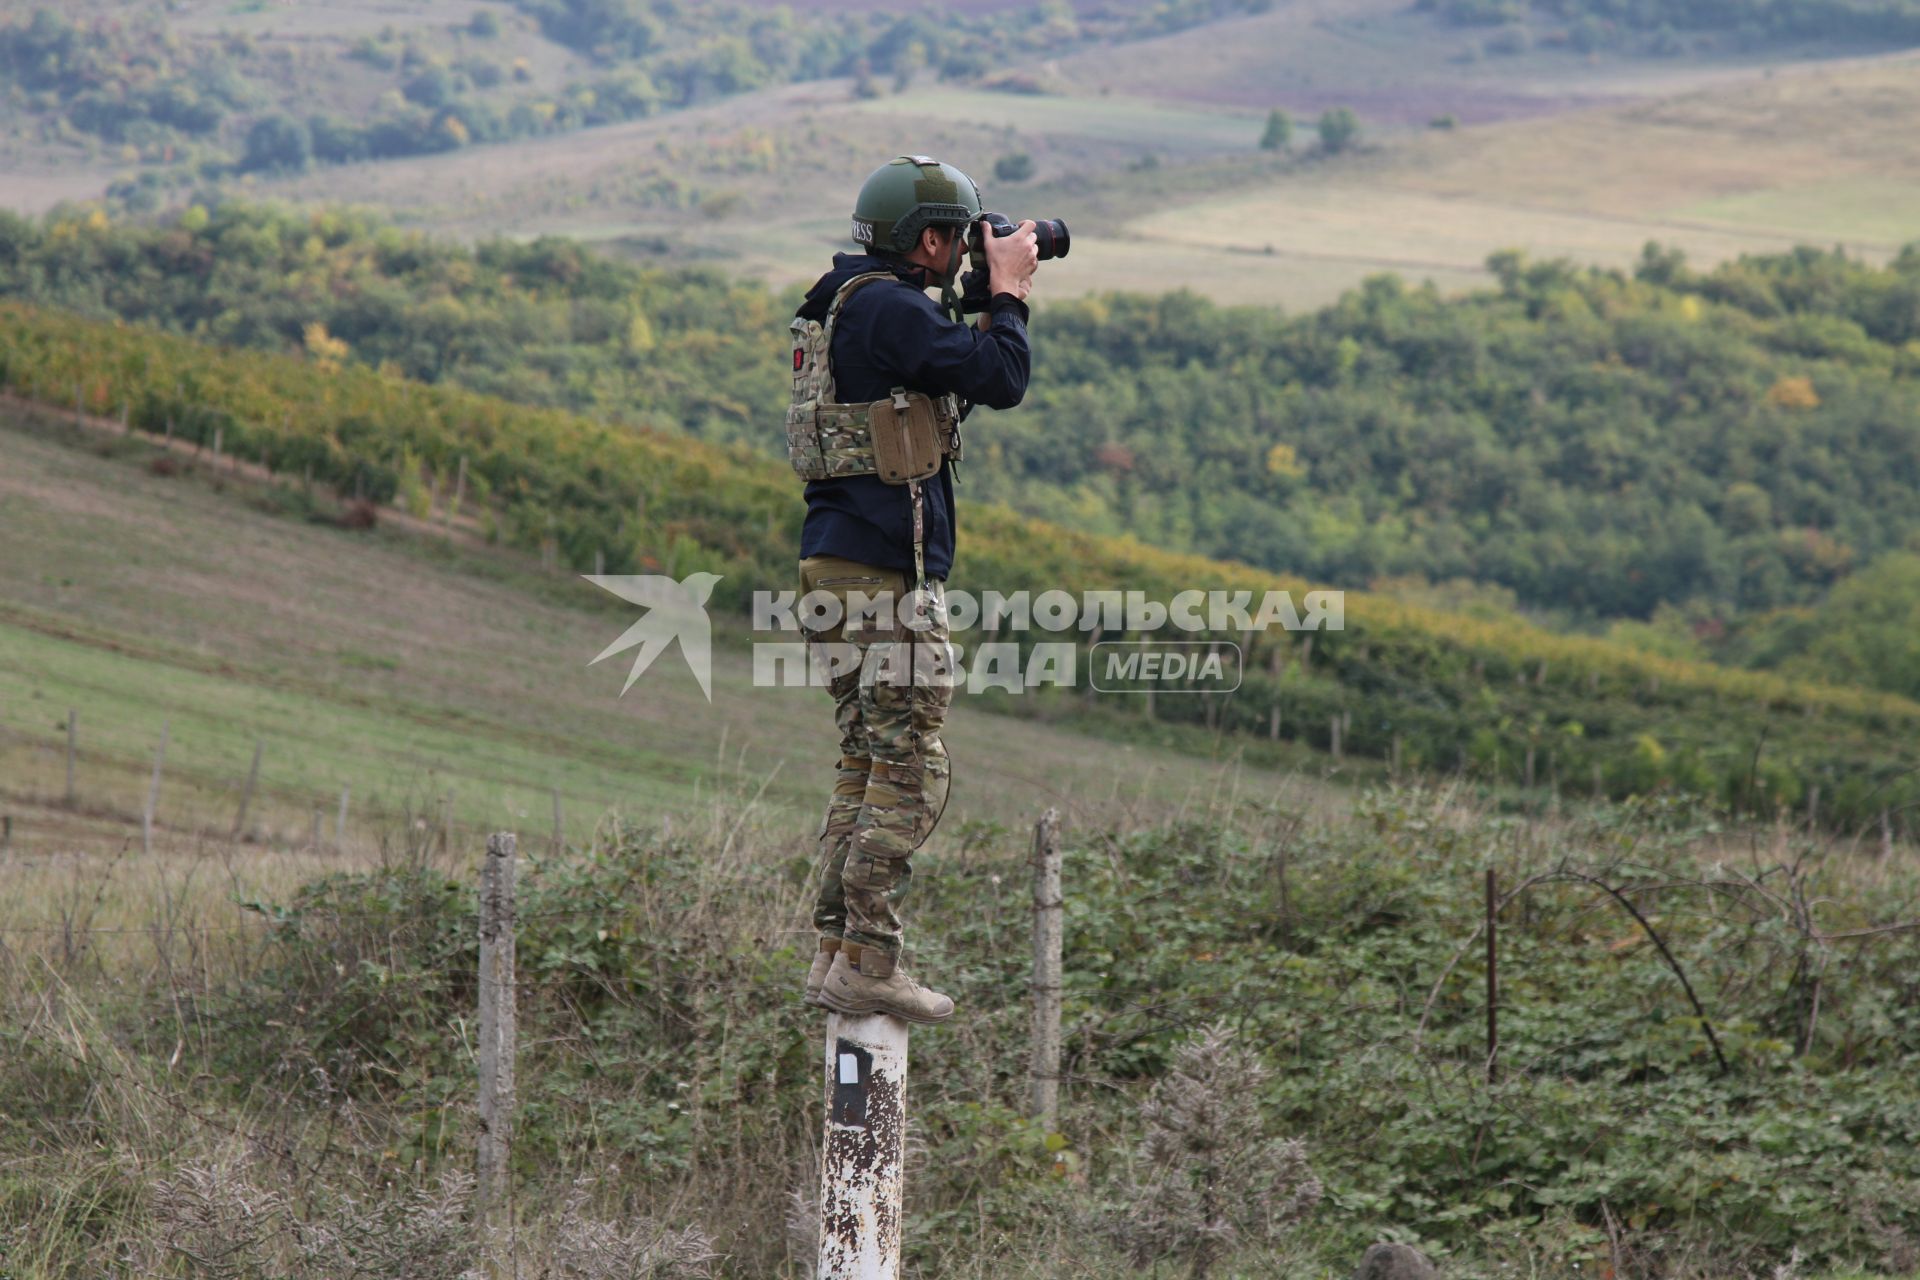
left=850, top=218, right=875, bottom=245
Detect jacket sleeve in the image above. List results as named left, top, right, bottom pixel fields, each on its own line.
left=870, top=288, right=1032, bottom=411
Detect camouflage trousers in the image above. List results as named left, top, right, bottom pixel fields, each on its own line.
left=800, top=554, right=955, bottom=957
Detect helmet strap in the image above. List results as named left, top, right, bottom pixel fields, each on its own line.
left=938, top=230, right=966, bottom=324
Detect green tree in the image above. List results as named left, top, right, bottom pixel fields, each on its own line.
left=1317, top=105, right=1360, bottom=153
left=403, top=66, right=456, bottom=108
left=242, top=113, right=311, bottom=173
left=1788, top=552, right=1920, bottom=698
left=1259, top=107, right=1292, bottom=151
left=993, top=152, right=1034, bottom=183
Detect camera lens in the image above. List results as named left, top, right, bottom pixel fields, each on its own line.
left=977, top=213, right=1070, bottom=261
left=1034, top=219, right=1069, bottom=261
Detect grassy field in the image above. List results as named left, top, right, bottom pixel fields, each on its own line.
left=0, top=401, right=1330, bottom=934
left=250, top=45, right=1920, bottom=310
left=1098, top=46, right=1920, bottom=304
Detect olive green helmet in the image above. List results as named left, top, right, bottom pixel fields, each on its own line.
left=850, top=155, right=984, bottom=256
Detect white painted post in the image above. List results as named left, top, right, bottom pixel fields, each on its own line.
left=142, top=720, right=169, bottom=857
left=477, top=832, right=519, bottom=1258
left=818, top=1013, right=908, bottom=1279
left=1030, top=808, right=1064, bottom=1129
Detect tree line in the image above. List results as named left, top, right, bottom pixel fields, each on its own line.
left=2, top=273, right=1917, bottom=832
left=6, top=201, right=1916, bottom=692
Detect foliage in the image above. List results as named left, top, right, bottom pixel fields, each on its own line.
left=994, top=152, right=1036, bottom=183
left=242, top=113, right=312, bottom=174
left=2, top=206, right=1919, bottom=828
left=19, top=204, right=1920, bottom=634
left=1106, top=1025, right=1321, bottom=1277
left=1317, top=105, right=1361, bottom=152
left=122, top=799, right=1920, bottom=1275
left=0, top=8, right=247, bottom=150
left=1259, top=106, right=1293, bottom=151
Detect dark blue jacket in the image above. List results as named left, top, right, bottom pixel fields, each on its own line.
left=796, top=253, right=1031, bottom=581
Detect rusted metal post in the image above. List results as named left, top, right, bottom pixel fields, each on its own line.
left=1485, top=868, right=1499, bottom=1084
left=1030, top=808, right=1064, bottom=1129
left=477, top=832, right=519, bottom=1262
left=818, top=1012, right=908, bottom=1279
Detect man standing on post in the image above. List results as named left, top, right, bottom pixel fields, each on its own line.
left=789, top=155, right=1039, bottom=1024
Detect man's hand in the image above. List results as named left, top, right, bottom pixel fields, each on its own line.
left=982, top=218, right=1039, bottom=303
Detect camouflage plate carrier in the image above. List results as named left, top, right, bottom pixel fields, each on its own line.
left=786, top=271, right=963, bottom=586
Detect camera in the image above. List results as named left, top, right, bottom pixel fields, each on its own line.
left=960, top=212, right=1070, bottom=312
left=974, top=212, right=1070, bottom=262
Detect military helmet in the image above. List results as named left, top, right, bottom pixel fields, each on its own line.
left=850, top=155, right=983, bottom=256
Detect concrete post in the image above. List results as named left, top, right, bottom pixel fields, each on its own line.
left=477, top=832, right=519, bottom=1254
left=1030, top=808, right=1064, bottom=1129
left=818, top=1012, right=908, bottom=1279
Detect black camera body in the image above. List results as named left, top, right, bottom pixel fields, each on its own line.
left=961, top=212, right=1070, bottom=313
left=975, top=212, right=1070, bottom=261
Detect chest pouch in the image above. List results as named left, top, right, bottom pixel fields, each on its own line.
left=869, top=387, right=947, bottom=485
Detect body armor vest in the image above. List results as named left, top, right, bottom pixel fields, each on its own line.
left=786, top=272, right=963, bottom=485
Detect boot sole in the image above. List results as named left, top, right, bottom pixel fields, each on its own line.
left=817, top=989, right=953, bottom=1024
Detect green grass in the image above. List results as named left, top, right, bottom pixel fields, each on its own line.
left=1680, top=174, right=1920, bottom=244
left=0, top=407, right=1321, bottom=874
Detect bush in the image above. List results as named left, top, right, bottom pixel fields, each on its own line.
left=993, top=151, right=1034, bottom=183
left=1317, top=105, right=1360, bottom=153
left=1259, top=106, right=1293, bottom=151
left=241, top=113, right=311, bottom=173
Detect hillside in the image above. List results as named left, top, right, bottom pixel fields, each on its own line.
left=6, top=396, right=1920, bottom=1279
left=3, top=295, right=1916, bottom=839
left=236, top=37, right=1920, bottom=310
left=7, top=203, right=1920, bottom=656
left=0, top=400, right=1274, bottom=872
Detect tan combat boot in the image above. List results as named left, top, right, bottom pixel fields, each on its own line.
left=819, top=943, right=954, bottom=1024
left=803, top=937, right=841, bottom=1007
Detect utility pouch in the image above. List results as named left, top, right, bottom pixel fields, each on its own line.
left=869, top=388, right=945, bottom=485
